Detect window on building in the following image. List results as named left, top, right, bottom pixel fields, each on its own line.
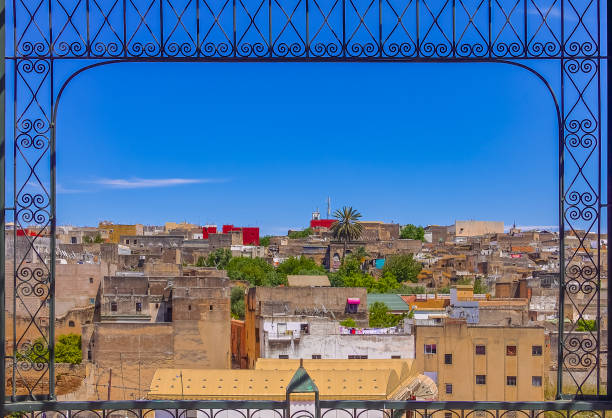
left=111, top=301, right=117, bottom=312
left=506, top=345, right=517, bottom=356
left=475, top=345, right=486, bottom=355
left=87, top=350, right=92, bottom=361
left=133, top=240, right=137, bottom=244
left=346, top=304, right=358, bottom=314
left=532, top=345, right=543, bottom=356
left=445, top=384, right=452, bottom=394
left=89, top=277, right=94, bottom=284
left=126, top=239, right=130, bottom=244
left=424, top=344, right=437, bottom=354
left=89, top=298, right=95, bottom=304
left=532, top=376, right=542, bottom=387
left=312, top=355, right=321, bottom=359
left=300, top=323, right=309, bottom=334
left=71, top=237, right=77, bottom=244
left=391, top=355, right=401, bottom=359
left=444, top=413, right=452, bottom=418
left=475, top=375, right=486, bottom=385
left=506, top=376, right=517, bottom=386
left=279, top=355, right=289, bottom=359
left=444, top=354, right=452, bottom=364
left=188, top=305, right=191, bottom=311
left=136, top=302, right=142, bottom=312
left=348, top=355, right=368, bottom=359
left=68, top=320, right=75, bottom=327
left=210, top=305, right=213, bottom=311
left=255, top=328, right=260, bottom=343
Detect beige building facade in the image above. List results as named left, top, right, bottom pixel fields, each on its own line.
left=415, top=319, right=548, bottom=401
left=454, top=220, right=504, bottom=237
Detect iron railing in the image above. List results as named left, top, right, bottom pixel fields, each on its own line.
left=0, top=0, right=609, bottom=408
left=4, top=400, right=612, bottom=418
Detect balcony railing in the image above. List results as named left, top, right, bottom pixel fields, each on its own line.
left=3, top=400, right=612, bottom=418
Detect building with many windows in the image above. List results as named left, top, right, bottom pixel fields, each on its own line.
left=414, top=318, right=549, bottom=401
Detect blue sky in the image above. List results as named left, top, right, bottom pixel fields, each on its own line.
left=54, top=61, right=562, bottom=235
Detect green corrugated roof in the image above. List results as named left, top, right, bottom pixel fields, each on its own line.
left=366, top=293, right=410, bottom=311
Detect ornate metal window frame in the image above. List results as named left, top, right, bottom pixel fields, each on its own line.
left=0, top=0, right=608, bottom=404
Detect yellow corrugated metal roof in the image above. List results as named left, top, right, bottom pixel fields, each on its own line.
left=255, top=358, right=414, bottom=382
left=147, top=368, right=401, bottom=400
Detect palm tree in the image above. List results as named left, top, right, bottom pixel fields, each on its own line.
left=331, top=206, right=363, bottom=260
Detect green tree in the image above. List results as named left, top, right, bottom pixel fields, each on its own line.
left=339, top=318, right=356, bottom=328
left=369, top=302, right=403, bottom=327
left=231, top=287, right=246, bottom=319
left=382, top=254, right=422, bottom=283
left=340, top=271, right=399, bottom=293
left=400, top=224, right=425, bottom=241
left=576, top=319, right=597, bottom=331
left=93, top=233, right=104, bottom=243
left=259, top=236, right=271, bottom=247
left=226, top=257, right=285, bottom=286
left=331, top=206, right=363, bottom=260
left=473, top=277, right=488, bottom=294
left=276, top=256, right=326, bottom=277
left=205, top=248, right=232, bottom=269
left=288, top=228, right=313, bottom=239
left=20, top=334, right=82, bottom=365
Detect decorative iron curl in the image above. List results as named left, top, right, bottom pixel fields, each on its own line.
left=565, top=118, right=597, bottom=135
left=16, top=340, right=49, bottom=372
left=201, top=42, right=234, bottom=57
left=274, top=42, right=306, bottom=57
left=564, top=58, right=596, bottom=75
left=347, top=42, right=379, bottom=57
left=92, top=41, right=123, bottom=57
left=17, top=193, right=50, bottom=224
left=566, top=264, right=597, bottom=281
left=384, top=42, right=416, bottom=57
left=18, top=59, right=50, bottom=74
left=19, top=118, right=48, bottom=135
left=17, top=133, right=47, bottom=150
left=18, top=42, right=49, bottom=57
left=129, top=42, right=161, bottom=57
left=53, top=41, right=87, bottom=57
left=310, top=42, right=341, bottom=57
left=492, top=42, right=523, bottom=57
left=420, top=42, right=451, bottom=57
left=456, top=43, right=487, bottom=57
left=165, top=42, right=196, bottom=57
left=528, top=41, right=560, bottom=57
left=565, top=41, right=596, bottom=57
left=238, top=42, right=269, bottom=57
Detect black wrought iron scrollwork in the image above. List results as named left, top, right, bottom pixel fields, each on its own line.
left=4, top=0, right=605, bottom=402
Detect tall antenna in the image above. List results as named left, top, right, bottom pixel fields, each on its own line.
left=327, top=196, right=331, bottom=218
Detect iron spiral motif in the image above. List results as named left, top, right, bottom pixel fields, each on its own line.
left=5, top=0, right=606, bottom=402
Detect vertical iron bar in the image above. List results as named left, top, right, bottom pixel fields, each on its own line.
left=196, top=0, right=199, bottom=56
left=160, top=0, right=164, bottom=56
left=233, top=0, right=236, bottom=56
left=595, top=0, right=601, bottom=397
left=123, top=0, right=127, bottom=56
left=415, top=0, right=419, bottom=56
left=48, top=0, right=55, bottom=396
left=452, top=0, right=455, bottom=56
left=487, top=0, right=490, bottom=57
left=607, top=0, right=612, bottom=399
left=305, top=0, right=308, bottom=56
left=268, top=0, right=271, bottom=56
left=378, top=0, right=381, bottom=56
left=557, top=56, right=566, bottom=399
left=0, top=0, right=5, bottom=403
left=10, top=5, right=15, bottom=398
left=342, top=0, right=345, bottom=56
left=523, top=0, right=526, bottom=56
left=86, top=0, right=90, bottom=56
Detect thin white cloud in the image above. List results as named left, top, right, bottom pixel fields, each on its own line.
left=57, top=184, right=86, bottom=194
left=93, top=177, right=226, bottom=189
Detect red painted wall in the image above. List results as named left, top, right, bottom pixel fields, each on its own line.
left=202, top=226, right=217, bottom=239
left=241, top=227, right=260, bottom=246
left=310, top=219, right=335, bottom=229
